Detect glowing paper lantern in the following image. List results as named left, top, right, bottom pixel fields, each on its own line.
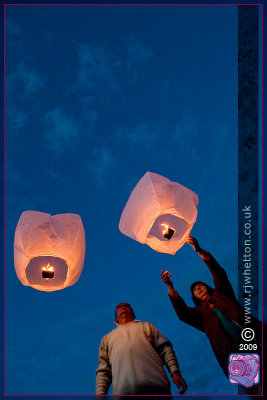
left=14, top=211, right=86, bottom=291
left=119, top=172, right=199, bottom=255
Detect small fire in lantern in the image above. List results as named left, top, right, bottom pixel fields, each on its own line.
left=42, top=263, right=55, bottom=279
left=161, top=224, right=176, bottom=240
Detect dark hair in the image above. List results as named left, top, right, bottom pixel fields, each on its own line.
left=115, top=302, right=136, bottom=322
left=190, top=281, right=214, bottom=306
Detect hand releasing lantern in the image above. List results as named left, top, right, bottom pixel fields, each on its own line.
left=119, top=172, right=199, bottom=254
left=14, top=211, right=86, bottom=291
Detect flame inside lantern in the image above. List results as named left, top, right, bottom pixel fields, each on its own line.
left=161, top=224, right=176, bottom=240
left=42, top=263, right=55, bottom=279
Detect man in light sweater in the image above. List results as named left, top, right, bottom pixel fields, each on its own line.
left=95, top=302, right=187, bottom=395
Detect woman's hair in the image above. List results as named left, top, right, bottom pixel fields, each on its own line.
left=190, top=281, right=214, bottom=306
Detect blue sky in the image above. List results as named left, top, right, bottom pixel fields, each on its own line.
left=4, top=4, right=255, bottom=396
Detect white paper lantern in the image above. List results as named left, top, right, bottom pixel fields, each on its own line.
left=119, top=172, right=199, bottom=255
left=14, top=211, right=86, bottom=291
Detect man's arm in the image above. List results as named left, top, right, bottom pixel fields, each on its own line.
left=161, top=270, right=205, bottom=332
left=150, top=323, right=187, bottom=394
left=186, top=236, right=237, bottom=301
left=95, top=337, right=112, bottom=395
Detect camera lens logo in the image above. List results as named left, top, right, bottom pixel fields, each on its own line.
left=228, top=354, right=260, bottom=388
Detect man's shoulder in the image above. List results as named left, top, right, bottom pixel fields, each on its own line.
left=139, top=320, right=160, bottom=334
left=133, top=320, right=155, bottom=329
left=100, top=327, right=118, bottom=344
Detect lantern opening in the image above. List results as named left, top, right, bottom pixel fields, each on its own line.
left=147, top=214, right=190, bottom=253
left=161, top=224, right=176, bottom=240
left=25, top=256, right=68, bottom=290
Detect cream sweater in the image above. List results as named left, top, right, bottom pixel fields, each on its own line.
left=95, top=320, right=180, bottom=395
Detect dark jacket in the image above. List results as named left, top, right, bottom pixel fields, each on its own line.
left=169, top=253, right=261, bottom=377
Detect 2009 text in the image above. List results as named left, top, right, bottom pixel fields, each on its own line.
left=239, top=343, right=257, bottom=351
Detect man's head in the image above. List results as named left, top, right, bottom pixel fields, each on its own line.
left=190, top=281, right=214, bottom=305
left=115, top=302, right=136, bottom=325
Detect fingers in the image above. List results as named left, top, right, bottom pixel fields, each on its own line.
left=180, top=382, right=187, bottom=395
left=161, top=270, right=172, bottom=282
left=161, top=269, right=171, bottom=277
left=178, top=378, right=187, bottom=395
left=186, top=235, right=197, bottom=243
left=186, top=236, right=200, bottom=252
left=173, top=375, right=187, bottom=394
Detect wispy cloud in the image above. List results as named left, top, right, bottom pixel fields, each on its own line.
left=124, top=34, right=153, bottom=82
left=77, top=43, right=121, bottom=93
left=125, top=34, right=153, bottom=65
left=75, top=35, right=153, bottom=95
left=6, top=64, right=44, bottom=134
left=87, top=147, right=118, bottom=187
left=6, top=63, right=44, bottom=99
left=43, top=107, right=80, bottom=154
left=172, top=111, right=198, bottom=143
left=114, top=121, right=160, bottom=149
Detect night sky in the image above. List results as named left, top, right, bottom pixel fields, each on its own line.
left=5, top=4, right=252, bottom=396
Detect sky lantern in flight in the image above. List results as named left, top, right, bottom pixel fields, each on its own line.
left=14, top=211, right=86, bottom=291
left=119, top=172, right=199, bottom=255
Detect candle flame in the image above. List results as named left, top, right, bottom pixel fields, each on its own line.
left=42, top=263, right=54, bottom=272
left=161, top=224, right=169, bottom=235
left=161, top=223, right=176, bottom=239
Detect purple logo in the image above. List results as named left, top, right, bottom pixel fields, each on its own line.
left=228, top=354, right=260, bottom=388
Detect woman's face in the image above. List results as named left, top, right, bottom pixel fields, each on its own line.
left=193, top=283, right=208, bottom=300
